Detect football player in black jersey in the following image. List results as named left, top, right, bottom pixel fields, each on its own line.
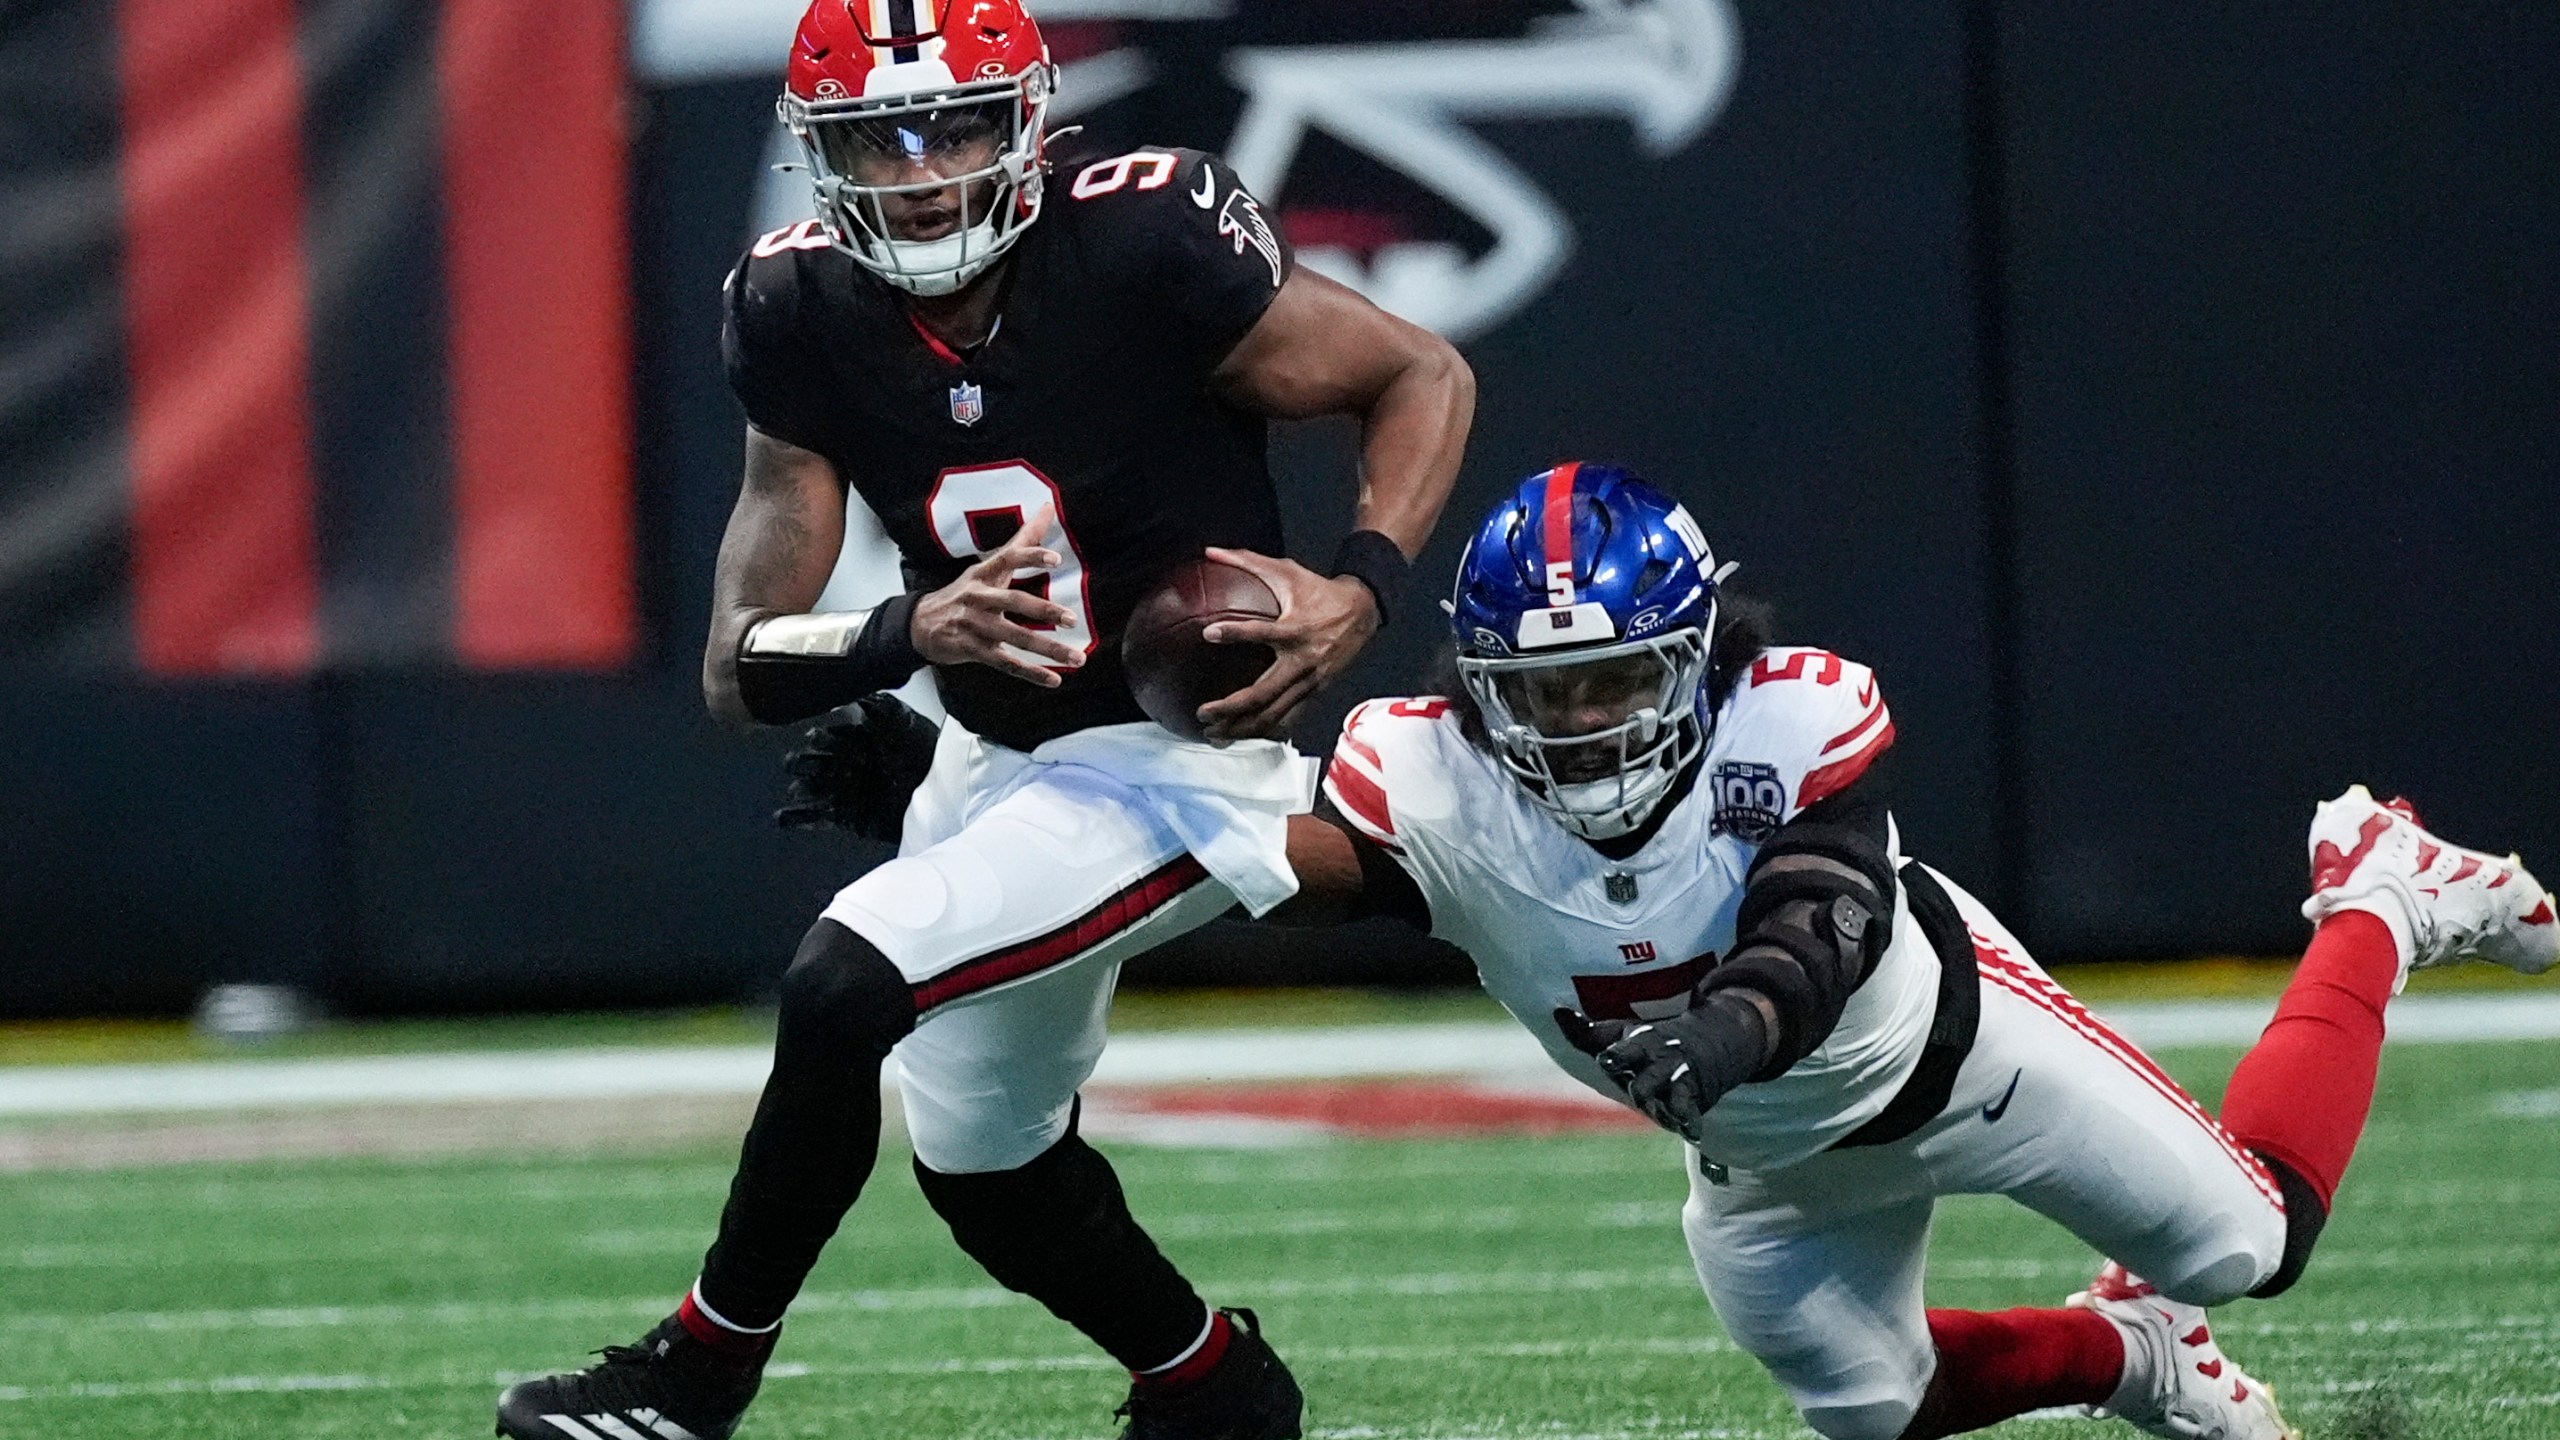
left=494, top=3, right=1472, bottom=1439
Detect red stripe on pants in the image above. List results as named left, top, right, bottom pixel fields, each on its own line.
left=118, top=0, right=319, bottom=675
left=912, top=856, right=1211, bottom=1012
left=439, top=0, right=635, bottom=667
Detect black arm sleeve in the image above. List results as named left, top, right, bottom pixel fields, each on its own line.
left=1698, top=763, right=1899, bottom=1080
left=735, top=593, right=927, bottom=726
left=1307, top=797, right=1433, bottom=932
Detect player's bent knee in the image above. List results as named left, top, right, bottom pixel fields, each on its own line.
left=2245, top=1152, right=2329, bottom=1299
left=779, top=919, right=918, bottom=1057
left=914, top=1128, right=1126, bottom=1280
left=1801, top=1395, right=1920, bottom=1440
left=2153, top=1247, right=2266, bottom=1308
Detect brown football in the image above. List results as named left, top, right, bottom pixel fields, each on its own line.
left=1122, top=557, right=1281, bottom=741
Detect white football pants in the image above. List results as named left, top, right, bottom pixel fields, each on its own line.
left=822, top=721, right=1310, bottom=1174
left=1682, top=875, right=2289, bottom=1440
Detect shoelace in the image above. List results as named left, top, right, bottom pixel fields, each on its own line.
left=592, top=1343, right=660, bottom=1369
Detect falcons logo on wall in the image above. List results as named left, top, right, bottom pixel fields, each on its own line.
left=644, top=0, right=1742, bottom=342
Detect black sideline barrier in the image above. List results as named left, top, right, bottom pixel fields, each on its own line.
left=0, top=0, right=2552, bottom=1013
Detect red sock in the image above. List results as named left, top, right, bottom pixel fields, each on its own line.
left=1134, top=1309, right=1233, bottom=1392
left=2219, top=910, right=2400, bottom=1206
left=1903, top=1307, right=2124, bottom=1438
left=677, top=1290, right=780, bottom=1361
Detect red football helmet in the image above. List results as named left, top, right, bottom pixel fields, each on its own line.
left=780, top=0, right=1057, bottom=296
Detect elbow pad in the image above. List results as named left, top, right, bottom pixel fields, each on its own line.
left=1705, top=817, right=1900, bottom=1079
left=1732, top=819, right=1897, bottom=973
left=736, top=594, right=924, bottom=725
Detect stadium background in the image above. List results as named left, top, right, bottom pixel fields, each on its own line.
left=3, top=0, right=2556, bottom=1019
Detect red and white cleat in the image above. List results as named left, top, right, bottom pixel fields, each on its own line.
left=2304, top=784, right=2558, bottom=989
left=2066, top=1263, right=2299, bottom=1440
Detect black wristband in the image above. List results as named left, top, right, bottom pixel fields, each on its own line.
left=735, top=592, right=926, bottom=726
left=1327, top=529, right=1410, bottom=628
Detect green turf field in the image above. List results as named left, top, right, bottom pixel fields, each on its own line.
left=6, top=1038, right=2556, bottom=1439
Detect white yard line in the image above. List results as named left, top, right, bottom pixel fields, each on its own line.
left=1, top=1267, right=1697, bottom=1336
left=14, top=1256, right=2560, bottom=1339
left=6, top=994, right=2560, bottom=1118
left=0, top=1336, right=1733, bottom=1407
left=11, top=1336, right=2560, bottom=1417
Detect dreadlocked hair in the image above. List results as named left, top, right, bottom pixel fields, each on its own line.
left=1431, top=590, right=1776, bottom=753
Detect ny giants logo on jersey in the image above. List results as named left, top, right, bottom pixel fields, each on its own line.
left=1711, top=760, right=1785, bottom=841
left=1618, top=940, right=1658, bottom=964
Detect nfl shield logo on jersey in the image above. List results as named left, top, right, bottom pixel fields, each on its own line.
left=949, top=381, right=985, bottom=427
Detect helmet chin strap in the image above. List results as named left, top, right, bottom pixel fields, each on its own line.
left=869, top=217, right=1004, bottom=296
left=1548, top=767, right=1674, bottom=841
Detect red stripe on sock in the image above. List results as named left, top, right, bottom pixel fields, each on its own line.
left=677, top=1291, right=779, bottom=1360
left=439, top=0, right=636, bottom=667
left=118, top=0, right=319, bottom=675
left=1137, top=1310, right=1233, bottom=1392
left=1905, top=1307, right=2123, bottom=1439
left=2219, top=909, right=2398, bottom=1207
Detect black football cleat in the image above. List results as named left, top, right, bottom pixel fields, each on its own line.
left=1115, top=1309, right=1304, bottom=1440
left=496, top=1314, right=766, bottom=1440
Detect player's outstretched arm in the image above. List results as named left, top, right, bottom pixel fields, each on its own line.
left=1195, top=271, right=1476, bottom=741
left=1261, top=807, right=1431, bottom=929
left=1562, top=771, right=1901, bottom=1141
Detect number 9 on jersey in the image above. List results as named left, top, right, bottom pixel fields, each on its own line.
left=927, top=462, right=1098, bottom=671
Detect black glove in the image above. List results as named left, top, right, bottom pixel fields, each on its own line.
left=1555, top=989, right=1771, bottom=1143
left=774, top=691, right=943, bottom=844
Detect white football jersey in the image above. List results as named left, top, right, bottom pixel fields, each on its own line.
left=1324, top=648, right=1941, bottom=1171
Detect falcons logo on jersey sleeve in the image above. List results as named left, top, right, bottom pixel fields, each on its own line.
left=1217, top=188, right=1285, bottom=288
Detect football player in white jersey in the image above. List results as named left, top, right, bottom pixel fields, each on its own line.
left=1269, top=463, right=2558, bottom=1440
left=781, top=463, right=2557, bottom=1440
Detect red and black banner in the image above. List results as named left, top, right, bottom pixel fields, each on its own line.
left=1, top=0, right=635, bottom=675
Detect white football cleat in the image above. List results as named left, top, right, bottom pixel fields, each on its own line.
left=2067, top=1263, right=2299, bottom=1440
left=2303, top=784, right=2558, bottom=987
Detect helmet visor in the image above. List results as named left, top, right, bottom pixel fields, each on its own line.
left=810, top=97, right=1013, bottom=190
left=1490, top=650, right=1678, bottom=783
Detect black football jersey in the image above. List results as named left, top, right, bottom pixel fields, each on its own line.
left=723, top=145, right=1295, bottom=752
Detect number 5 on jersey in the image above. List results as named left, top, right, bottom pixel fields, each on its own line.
left=926, top=462, right=1097, bottom=672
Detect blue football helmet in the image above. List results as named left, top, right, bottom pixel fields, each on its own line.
left=1449, top=462, right=1734, bottom=840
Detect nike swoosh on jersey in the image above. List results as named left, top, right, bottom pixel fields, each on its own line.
left=1981, top=1068, right=2022, bottom=1123
left=1191, top=163, right=1217, bottom=209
